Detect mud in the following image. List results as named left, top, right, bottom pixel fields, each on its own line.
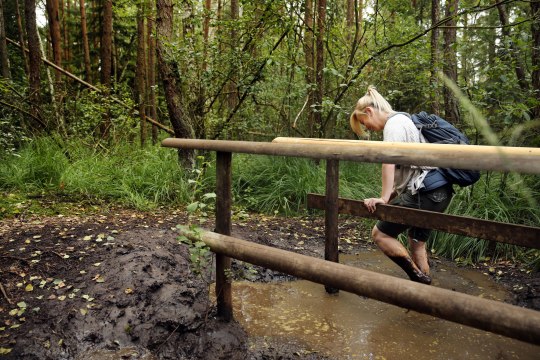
left=0, top=208, right=538, bottom=359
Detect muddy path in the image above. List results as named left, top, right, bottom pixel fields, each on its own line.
left=0, top=208, right=538, bottom=359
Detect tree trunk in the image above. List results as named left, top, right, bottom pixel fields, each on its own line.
left=531, top=0, right=540, bottom=120
left=0, top=0, right=10, bottom=79
left=315, top=0, right=326, bottom=137
left=227, top=0, right=239, bottom=111
left=24, top=0, right=42, bottom=123
left=303, top=0, right=315, bottom=137
left=46, top=0, right=62, bottom=84
left=100, top=0, right=113, bottom=138
left=346, top=0, right=354, bottom=27
left=65, top=0, right=71, bottom=64
left=442, top=0, right=460, bottom=125
left=16, top=0, right=29, bottom=75
left=496, top=2, right=529, bottom=91
left=79, top=0, right=92, bottom=83
left=147, top=9, right=158, bottom=144
left=156, top=0, right=194, bottom=166
left=136, top=8, right=147, bottom=147
left=100, top=0, right=112, bottom=86
left=203, top=0, right=211, bottom=44
left=429, top=0, right=441, bottom=114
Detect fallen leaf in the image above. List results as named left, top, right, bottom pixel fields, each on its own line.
left=79, top=308, right=88, bottom=316
left=83, top=235, right=92, bottom=241
left=124, top=288, right=133, bottom=294
left=0, top=348, right=12, bottom=355
left=58, top=295, right=66, bottom=301
left=93, top=262, right=101, bottom=267
left=25, top=284, right=33, bottom=292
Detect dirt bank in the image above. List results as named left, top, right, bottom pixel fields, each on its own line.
left=0, top=208, right=538, bottom=359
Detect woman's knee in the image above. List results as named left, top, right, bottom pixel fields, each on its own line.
left=372, top=226, right=386, bottom=246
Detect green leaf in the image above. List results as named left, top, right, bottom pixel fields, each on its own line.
left=202, top=192, right=216, bottom=200
left=186, top=202, right=199, bottom=212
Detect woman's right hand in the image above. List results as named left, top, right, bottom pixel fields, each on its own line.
left=363, top=197, right=386, bottom=213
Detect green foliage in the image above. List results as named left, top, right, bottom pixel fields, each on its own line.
left=0, top=137, right=191, bottom=210
left=230, top=155, right=380, bottom=214
left=0, top=137, right=68, bottom=191
left=177, top=225, right=212, bottom=275
left=428, top=174, right=540, bottom=263
left=185, top=156, right=217, bottom=220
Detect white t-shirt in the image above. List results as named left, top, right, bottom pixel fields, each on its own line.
left=383, top=113, right=426, bottom=194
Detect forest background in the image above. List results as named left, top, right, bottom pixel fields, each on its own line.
left=0, top=0, right=539, bottom=267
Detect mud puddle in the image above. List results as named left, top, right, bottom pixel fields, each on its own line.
left=232, top=251, right=540, bottom=359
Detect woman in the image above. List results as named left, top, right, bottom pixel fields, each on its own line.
left=350, top=86, right=453, bottom=285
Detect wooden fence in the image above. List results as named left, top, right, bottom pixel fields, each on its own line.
left=162, top=137, right=540, bottom=345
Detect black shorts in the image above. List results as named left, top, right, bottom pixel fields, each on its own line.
left=375, top=184, right=453, bottom=242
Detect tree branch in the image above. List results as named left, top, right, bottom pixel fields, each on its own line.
left=212, top=26, right=292, bottom=140
left=322, top=0, right=519, bottom=131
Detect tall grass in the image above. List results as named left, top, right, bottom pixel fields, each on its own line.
left=0, top=137, right=191, bottom=209
left=2, top=137, right=538, bottom=267
left=428, top=173, right=540, bottom=263
left=227, top=155, right=380, bottom=214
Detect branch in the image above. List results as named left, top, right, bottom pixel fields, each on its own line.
left=322, top=0, right=518, bottom=130
left=0, top=99, right=47, bottom=128
left=6, top=37, right=174, bottom=135
left=207, top=0, right=279, bottom=111
left=212, top=26, right=291, bottom=140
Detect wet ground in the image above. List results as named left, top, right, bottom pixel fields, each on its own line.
left=233, top=253, right=539, bottom=359
left=0, top=207, right=539, bottom=359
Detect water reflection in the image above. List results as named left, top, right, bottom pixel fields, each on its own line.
left=232, top=252, right=539, bottom=359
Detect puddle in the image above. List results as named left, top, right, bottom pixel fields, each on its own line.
left=231, top=251, right=540, bottom=359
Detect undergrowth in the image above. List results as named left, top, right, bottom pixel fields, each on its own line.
left=0, top=136, right=191, bottom=211
left=1, top=136, right=538, bottom=268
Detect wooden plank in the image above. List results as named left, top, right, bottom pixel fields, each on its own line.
left=307, top=194, right=540, bottom=249
left=178, top=228, right=540, bottom=345
left=161, top=138, right=540, bottom=174
left=324, top=160, right=339, bottom=294
left=215, top=151, right=233, bottom=321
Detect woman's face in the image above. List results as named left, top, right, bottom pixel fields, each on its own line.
left=358, top=107, right=385, bottom=132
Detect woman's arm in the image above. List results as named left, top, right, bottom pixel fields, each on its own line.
left=364, top=163, right=395, bottom=213
left=380, top=163, right=395, bottom=203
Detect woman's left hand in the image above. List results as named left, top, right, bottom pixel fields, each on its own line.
left=363, top=197, right=386, bottom=213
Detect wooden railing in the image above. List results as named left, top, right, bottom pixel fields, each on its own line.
left=162, top=137, right=540, bottom=345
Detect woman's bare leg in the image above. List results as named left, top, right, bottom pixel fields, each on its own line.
left=372, top=226, right=431, bottom=285
left=409, top=236, right=430, bottom=275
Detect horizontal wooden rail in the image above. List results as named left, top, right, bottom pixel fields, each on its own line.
left=307, top=194, right=540, bottom=249
left=161, top=138, right=540, bottom=174
left=179, top=228, right=540, bottom=345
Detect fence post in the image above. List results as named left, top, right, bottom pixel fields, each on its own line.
left=215, top=151, right=233, bottom=320
left=325, top=159, right=339, bottom=294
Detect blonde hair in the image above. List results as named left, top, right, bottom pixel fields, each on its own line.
left=349, top=86, right=394, bottom=136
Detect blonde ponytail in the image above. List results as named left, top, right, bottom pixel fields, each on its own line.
left=365, top=86, right=394, bottom=113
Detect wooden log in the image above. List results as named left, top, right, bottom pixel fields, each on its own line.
left=215, top=151, right=233, bottom=320
left=161, top=138, right=540, bottom=174
left=324, top=159, right=339, bottom=294
left=307, top=194, right=540, bottom=249
left=178, top=229, right=540, bottom=345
